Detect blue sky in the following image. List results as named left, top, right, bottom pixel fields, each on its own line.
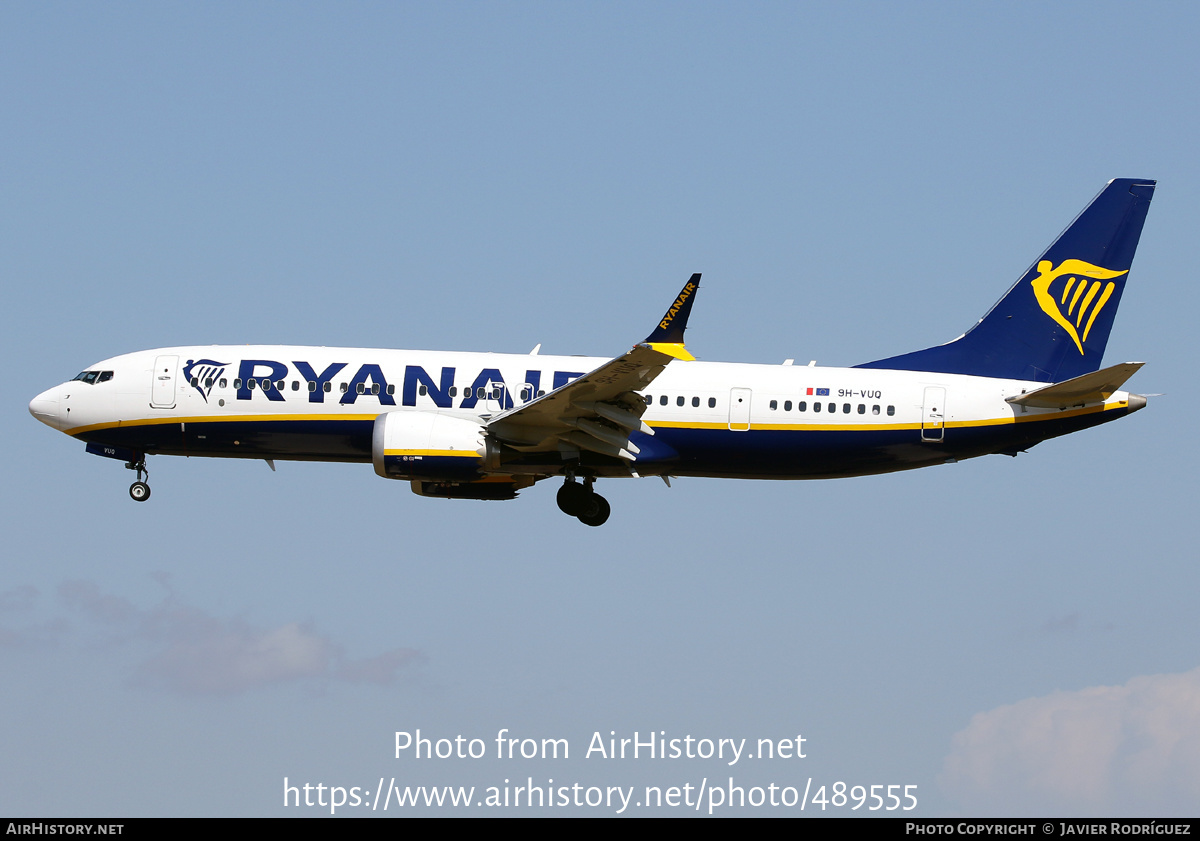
left=3, top=1, right=1199, bottom=816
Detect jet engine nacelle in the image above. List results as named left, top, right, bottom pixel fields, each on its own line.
left=372, top=411, right=494, bottom=481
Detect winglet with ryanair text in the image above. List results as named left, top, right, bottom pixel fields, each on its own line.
left=642, top=273, right=700, bottom=361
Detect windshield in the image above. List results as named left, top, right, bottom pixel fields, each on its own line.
left=71, top=370, right=113, bottom=384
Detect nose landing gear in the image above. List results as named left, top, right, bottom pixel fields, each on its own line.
left=556, top=476, right=610, bottom=527
left=125, top=456, right=151, bottom=502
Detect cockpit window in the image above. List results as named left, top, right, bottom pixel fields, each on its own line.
left=72, top=370, right=113, bottom=384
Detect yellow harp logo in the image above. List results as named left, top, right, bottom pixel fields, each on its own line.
left=1030, top=259, right=1128, bottom=354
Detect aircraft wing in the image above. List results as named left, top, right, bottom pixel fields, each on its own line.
left=1006, top=361, right=1144, bottom=409
left=486, top=274, right=700, bottom=461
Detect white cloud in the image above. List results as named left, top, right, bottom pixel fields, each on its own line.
left=337, top=648, right=423, bottom=685
left=139, top=619, right=336, bottom=694
left=942, top=667, right=1200, bottom=815
left=49, top=579, right=421, bottom=695
left=0, top=585, right=67, bottom=649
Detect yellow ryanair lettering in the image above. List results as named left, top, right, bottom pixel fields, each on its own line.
left=1030, top=259, right=1127, bottom=354
left=658, top=282, right=697, bottom=329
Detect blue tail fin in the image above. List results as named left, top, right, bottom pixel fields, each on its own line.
left=856, top=178, right=1155, bottom=383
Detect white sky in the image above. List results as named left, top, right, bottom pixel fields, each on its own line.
left=3, top=1, right=1198, bottom=816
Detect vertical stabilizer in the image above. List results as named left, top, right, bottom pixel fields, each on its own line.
left=856, top=179, right=1155, bottom=383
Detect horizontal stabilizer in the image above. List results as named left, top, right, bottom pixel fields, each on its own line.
left=1007, top=362, right=1143, bottom=409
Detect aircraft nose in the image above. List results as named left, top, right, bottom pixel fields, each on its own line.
left=29, top=388, right=60, bottom=428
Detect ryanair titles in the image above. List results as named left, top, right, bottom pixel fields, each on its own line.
left=201, top=359, right=587, bottom=410
left=658, top=280, right=697, bottom=331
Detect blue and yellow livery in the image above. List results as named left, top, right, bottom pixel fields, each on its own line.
left=29, top=180, right=1155, bottom=526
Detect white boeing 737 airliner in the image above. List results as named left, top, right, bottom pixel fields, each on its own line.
left=30, top=179, right=1155, bottom=526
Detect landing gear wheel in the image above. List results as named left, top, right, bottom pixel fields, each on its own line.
left=577, top=493, right=610, bottom=527
left=557, top=481, right=588, bottom=516
left=124, top=454, right=150, bottom=502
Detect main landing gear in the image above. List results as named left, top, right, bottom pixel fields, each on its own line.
left=556, top=476, right=610, bottom=527
left=125, top=456, right=151, bottom=502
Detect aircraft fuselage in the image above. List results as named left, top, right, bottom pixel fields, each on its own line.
left=30, top=345, right=1142, bottom=481
left=28, top=179, right=1157, bottom=525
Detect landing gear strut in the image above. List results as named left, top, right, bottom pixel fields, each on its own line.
left=556, top=476, right=610, bottom=527
left=125, top=456, right=151, bottom=502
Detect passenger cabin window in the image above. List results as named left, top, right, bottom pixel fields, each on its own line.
left=692, top=397, right=700, bottom=407
left=798, top=401, right=807, bottom=412
left=708, top=397, right=716, bottom=408
left=644, top=395, right=652, bottom=405
left=387, top=384, right=395, bottom=395
left=784, top=400, right=792, bottom=411
left=676, top=396, right=685, bottom=407
left=659, top=395, right=668, bottom=406
left=872, top=405, right=880, bottom=415
left=418, top=385, right=428, bottom=396
left=323, top=382, right=331, bottom=393
left=308, top=381, right=317, bottom=392
left=843, top=403, right=851, bottom=413
left=813, top=402, right=821, bottom=413
left=190, top=377, right=199, bottom=387
left=292, top=381, right=300, bottom=391
left=340, top=383, right=348, bottom=393
left=219, top=378, right=228, bottom=389
left=769, top=400, right=778, bottom=410
left=887, top=405, right=895, bottom=416
left=857, top=404, right=865, bottom=414
left=449, top=386, right=458, bottom=397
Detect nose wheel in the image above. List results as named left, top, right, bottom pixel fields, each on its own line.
left=125, top=456, right=151, bottom=502
left=556, top=477, right=610, bottom=527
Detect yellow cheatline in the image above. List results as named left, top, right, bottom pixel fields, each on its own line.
left=66, top=400, right=1127, bottom=440
left=384, top=449, right=479, bottom=459
left=66, top=412, right=381, bottom=436
left=647, top=402, right=1122, bottom=434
